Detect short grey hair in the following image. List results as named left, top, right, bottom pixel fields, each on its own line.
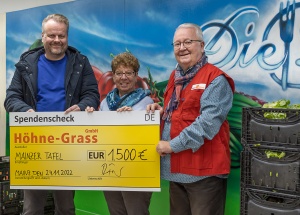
left=175, top=23, right=203, bottom=41
left=42, top=14, right=69, bottom=34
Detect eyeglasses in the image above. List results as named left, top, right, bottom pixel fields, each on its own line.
left=172, top=40, right=202, bottom=49
left=114, top=71, right=136, bottom=78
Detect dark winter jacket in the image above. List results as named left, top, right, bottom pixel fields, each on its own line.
left=4, top=46, right=100, bottom=112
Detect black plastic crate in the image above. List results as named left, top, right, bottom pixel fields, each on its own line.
left=0, top=182, right=21, bottom=204
left=241, top=143, right=300, bottom=193
left=0, top=157, right=10, bottom=182
left=241, top=187, right=300, bottom=215
left=0, top=201, right=20, bottom=215
left=0, top=168, right=9, bottom=182
left=0, top=158, right=9, bottom=163
left=242, top=107, right=300, bottom=146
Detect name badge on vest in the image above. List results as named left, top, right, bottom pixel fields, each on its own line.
left=191, top=83, right=206, bottom=90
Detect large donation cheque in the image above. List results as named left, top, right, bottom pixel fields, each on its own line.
left=9, top=111, right=160, bottom=191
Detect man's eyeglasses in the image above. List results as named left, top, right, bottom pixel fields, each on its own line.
left=114, top=71, right=136, bottom=78
left=172, top=40, right=202, bottom=49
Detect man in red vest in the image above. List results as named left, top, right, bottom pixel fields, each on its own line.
left=147, top=23, right=235, bottom=215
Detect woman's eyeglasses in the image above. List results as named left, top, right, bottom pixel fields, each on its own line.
left=114, top=71, right=136, bottom=78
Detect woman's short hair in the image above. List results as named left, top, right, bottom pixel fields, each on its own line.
left=111, top=52, right=140, bottom=73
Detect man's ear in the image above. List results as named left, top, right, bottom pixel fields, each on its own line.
left=41, top=33, right=45, bottom=43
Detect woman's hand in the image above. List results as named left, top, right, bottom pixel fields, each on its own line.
left=116, top=106, right=132, bottom=112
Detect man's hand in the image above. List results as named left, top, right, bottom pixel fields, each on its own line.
left=85, top=106, right=95, bottom=113
left=146, top=103, right=163, bottom=116
left=156, top=140, right=173, bottom=156
left=27, top=109, right=35, bottom=112
left=65, top=105, right=80, bottom=114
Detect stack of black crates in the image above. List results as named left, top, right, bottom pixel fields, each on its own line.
left=0, top=156, right=20, bottom=215
left=240, top=107, right=300, bottom=214
left=0, top=156, right=55, bottom=215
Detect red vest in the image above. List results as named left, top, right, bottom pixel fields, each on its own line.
left=162, top=63, right=235, bottom=176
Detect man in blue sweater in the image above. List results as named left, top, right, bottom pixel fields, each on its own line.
left=4, top=14, right=100, bottom=215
